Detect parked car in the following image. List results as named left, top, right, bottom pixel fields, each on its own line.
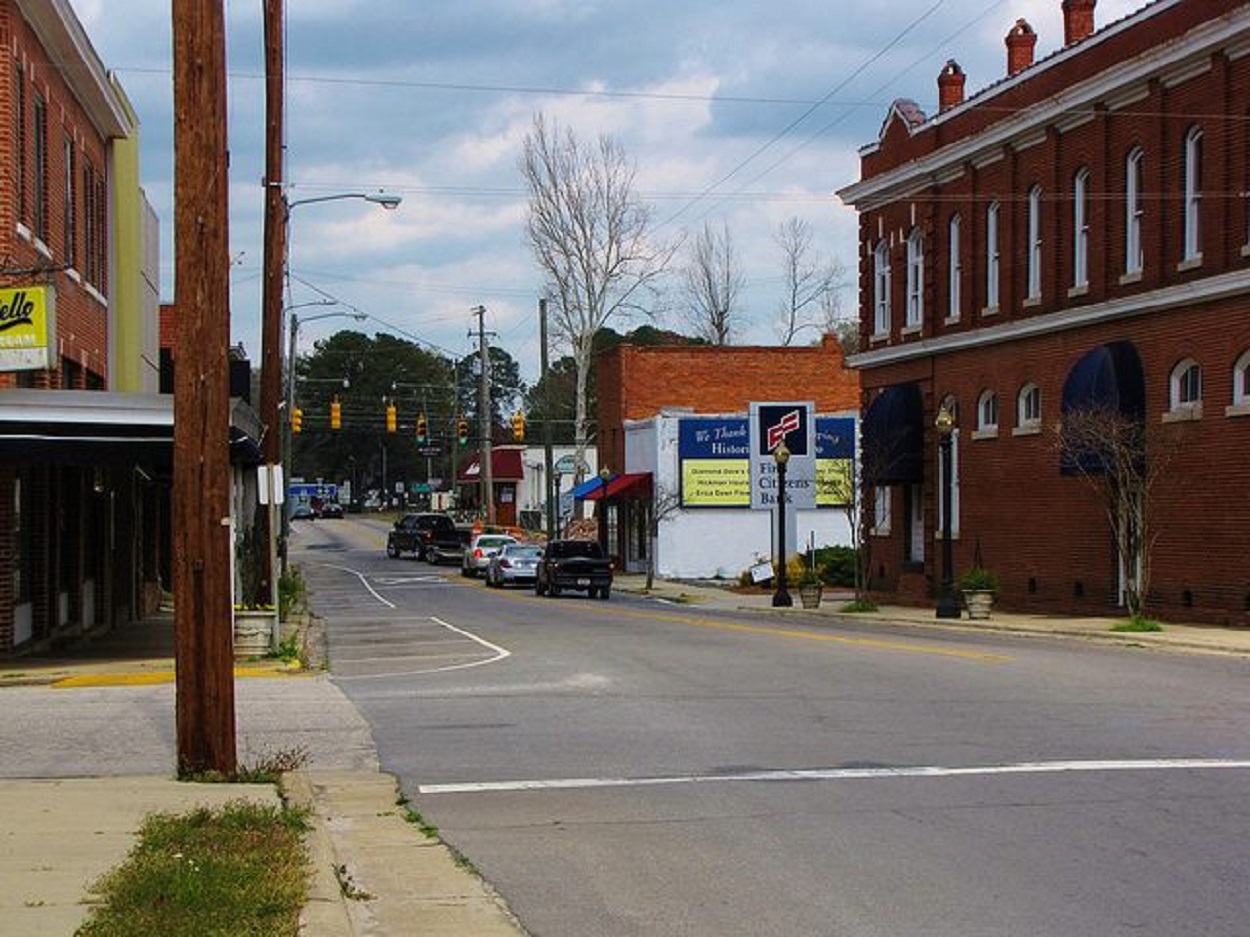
left=535, top=538, right=613, bottom=599
left=317, top=500, right=344, bottom=519
left=462, top=534, right=517, bottom=578
left=289, top=502, right=315, bottom=521
left=387, top=513, right=469, bottom=561
left=486, top=543, right=544, bottom=588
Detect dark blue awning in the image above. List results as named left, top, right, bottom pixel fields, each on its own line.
left=1060, top=341, right=1146, bottom=475
left=862, top=383, right=924, bottom=484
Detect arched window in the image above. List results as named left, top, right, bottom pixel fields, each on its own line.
left=873, top=240, right=891, bottom=336
left=1026, top=185, right=1042, bottom=300
left=1233, top=350, right=1250, bottom=409
left=1073, top=169, right=1090, bottom=289
left=1183, top=127, right=1203, bottom=263
left=905, top=228, right=924, bottom=328
left=947, top=214, right=962, bottom=321
left=986, top=201, right=1000, bottom=311
left=1125, top=147, right=1144, bottom=276
left=976, top=389, right=999, bottom=437
left=1168, top=358, right=1203, bottom=417
left=1017, top=383, right=1041, bottom=432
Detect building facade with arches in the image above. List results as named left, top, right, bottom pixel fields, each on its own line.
left=838, top=0, right=1250, bottom=624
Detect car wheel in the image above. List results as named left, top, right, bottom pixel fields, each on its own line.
left=549, top=583, right=561, bottom=597
left=535, top=579, right=546, bottom=596
left=386, top=542, right=399, bottom=559
left=599, top=586, right=611, bottom=600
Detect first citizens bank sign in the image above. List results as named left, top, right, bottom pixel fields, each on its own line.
left=678, top=402, right=854, bottom=510
left=0, top=285, right=56, bottom=372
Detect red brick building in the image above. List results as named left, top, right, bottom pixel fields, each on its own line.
left=838, top=0, right=1250, bottom=624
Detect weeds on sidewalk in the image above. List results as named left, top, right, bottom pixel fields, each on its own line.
left=77, top=800, right=310, bottom=937
left=1112, top=616, right=1164, bottom=633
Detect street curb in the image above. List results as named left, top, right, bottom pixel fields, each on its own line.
left=281, top=771, right=357, bottom=936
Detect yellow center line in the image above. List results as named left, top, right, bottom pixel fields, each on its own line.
left=510, top=591, right=1012, bottom=663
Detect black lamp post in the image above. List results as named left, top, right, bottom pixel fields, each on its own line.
left=772, top=442, right=793, bottom=608
left=598, top=466, right=611, bottom=553
left=935, top=403, right=961, bottom=619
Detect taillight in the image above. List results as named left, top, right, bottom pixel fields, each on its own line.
left=499, top=559, right=512, bottom=569
left=473, top=548, right=484, bottom=558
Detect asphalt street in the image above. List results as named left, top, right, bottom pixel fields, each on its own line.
left=304, top=518, right=1250, bottom=937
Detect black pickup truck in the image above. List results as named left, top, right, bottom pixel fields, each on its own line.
left=386, top=513, right=470, bottom=563
left=534, top=539, right=613, bottom=599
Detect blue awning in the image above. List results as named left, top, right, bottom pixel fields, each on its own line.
left=862, top=383, right=924, bottom=484
left=1060, top=341, right=1146, bottom=475
left=570, top=474, right=612, bottom=499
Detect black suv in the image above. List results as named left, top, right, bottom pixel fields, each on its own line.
left=386, top=512, right=458, bottom=561
left=535, top=539, right=613, bottom=599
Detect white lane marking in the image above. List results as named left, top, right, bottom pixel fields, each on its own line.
left=418, top=757, right=1250, bottom=795
left=334, top=616, right=512, bottom=680
left=320, top=563, right=395, bottom=609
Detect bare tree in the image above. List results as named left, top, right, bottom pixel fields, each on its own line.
left=643, top=484, right=684, bottom=591
left=680, top=221, right=744, bottom=345
left=774, top=216, right=846, bottom=346
left=520, top=113, right=676, bottom=480
left=1050, top=406, right=1182, bottom=621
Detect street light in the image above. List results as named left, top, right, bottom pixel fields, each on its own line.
left=598, top=466, right=611, bottom=553
left=772, top=442, right=793, bottom=608
left=935, top=402, right=961, bottom=619
left=284, top=190, right=403, bottom=213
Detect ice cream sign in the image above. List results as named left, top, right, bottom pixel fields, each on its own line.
left=0, top=286, right=56, bottom=371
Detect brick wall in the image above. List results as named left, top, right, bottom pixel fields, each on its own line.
left=597, top=335, right=860, bottom=470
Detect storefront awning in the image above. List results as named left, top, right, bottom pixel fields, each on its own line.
left=582, top=471, right=652, bottom=501
left=1061, top=341, right=1145, bottom=418
left=862, top=383, right=924, bottom=484
left=457, top=447, right=525, bottom=483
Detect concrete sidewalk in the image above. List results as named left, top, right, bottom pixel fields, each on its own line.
left=1, top=574, right=1247, bottom=936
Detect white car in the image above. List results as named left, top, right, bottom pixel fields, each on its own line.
left=461, top=534, right=517, bottom=578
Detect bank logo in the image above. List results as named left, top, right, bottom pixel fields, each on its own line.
left=758, top=404, right=808, bottom=456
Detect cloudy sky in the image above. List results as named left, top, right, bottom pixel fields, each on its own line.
left=79, top=0, right=1142, bottom=381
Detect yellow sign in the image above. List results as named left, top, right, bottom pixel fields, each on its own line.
left=0, top=286, right=55, bottom=372
left=682, top=459, right=751, bottom=506
left=816, top=459, right=853, bottom=507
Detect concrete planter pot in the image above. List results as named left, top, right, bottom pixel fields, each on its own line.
left=798, top=583, right=823, bottom=609
left=962, top=590, right=994, bottom=620
left=233, top=608, right=277, bottom=659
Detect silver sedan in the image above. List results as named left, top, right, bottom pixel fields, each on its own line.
left=461, top=534, right=517, bottom=578
left=486, top=543, right=544, bottom=588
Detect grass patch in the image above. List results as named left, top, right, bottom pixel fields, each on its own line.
left=78, top=800, right=310, bottom=937
left=1112, top=616, right=1164, bottom=633
left=839, top=598, right=879, bottom=613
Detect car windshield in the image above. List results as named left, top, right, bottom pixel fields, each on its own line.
left=477, top=537, right=514, bottom=549
left=504, top=545, right=542, bottom=558
left=552, top=541, right=602, bottom=559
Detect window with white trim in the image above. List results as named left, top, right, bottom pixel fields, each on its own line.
left=905, top=228, right=923, bottom=328
left=1125, top=147, right=1144, bottom=276
left=976, top=389, right=999, bottom=435
left=1169, top=358, right=1202, bottom=415
left=1026, top=186, right=1042, bottom=300
left=986, top=201, right=1000, bottom=311
left=947, top=214, right=962, bottom=321
left=1234, top=350, right=1250, bottom=407
left=1073, top=169, right=1089, bottom=289
left=1017, top=383, right=1041, bottom=431
left=1183, top=127, right=1203, bottom=263
left=936, top=394, right=960, bottom=537
left=873, top=240, right=891, bottom=336
left=871, top=486, right=892, bottom=535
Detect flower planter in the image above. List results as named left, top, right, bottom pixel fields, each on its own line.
left=962, top=589, right=994, bottom=620
left=798, top=583, right=823, bottom=609
left=233, top=608, right=277, bottom=659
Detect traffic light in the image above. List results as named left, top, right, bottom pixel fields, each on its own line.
left=330, top=397, right=342, bottom=431
left=456, top=415, right=469, bottom=446
left=511, top=410, right=525, bottom=441
left=291, top=407, right=303, bottom=434
left=385, top=403, right=398, bottom=433
left=416, top=412, right=428, bottom=444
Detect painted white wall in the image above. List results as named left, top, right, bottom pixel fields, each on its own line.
left=627, top=410, right=855, bottom=582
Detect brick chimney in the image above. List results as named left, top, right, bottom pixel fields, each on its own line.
left=1006, top=19, right=1037, bottom=77
left=938, top=60, right=966, bottom=111
left=1062, top=0, right=1096, bottom=45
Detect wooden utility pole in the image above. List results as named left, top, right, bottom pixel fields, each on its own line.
left=475, top=305, right=495, bottom=525
left=259, top=0, right=286, bottom=597
left=172, top=0, right=236, bottom=776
